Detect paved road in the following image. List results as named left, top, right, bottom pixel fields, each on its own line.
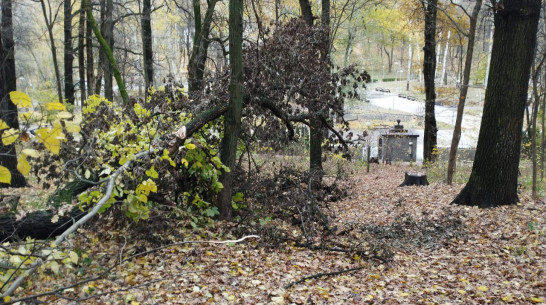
left=364, top=91, right=483, bottom=161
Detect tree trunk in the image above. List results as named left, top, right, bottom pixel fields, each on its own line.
left=452, top=0, right=541, bottom=208
left=298, top=0, right=314, bottom=26
left=78, top=0, right=86, bottom=103
left=101, top=0, right=114, bottom=101
left=446, top=0, right=482, bottom=184
left=141, top=0, right=154, bottom=92
left=64, top=0, right=75, bottom=104
left=39, top=0, right=63, bottom=104
left=217, top=0, right=244, bottom=220
left=188, top=0, right=218, bottom=94
left=422, top=0, right=438, bottom=163
left=0, top=0, right=26, bottom=188
left=530, top=50, right=545, bottom=198
left=84, top=0, right=128, bottom=104
left=85, top=3, right=94, bottom=96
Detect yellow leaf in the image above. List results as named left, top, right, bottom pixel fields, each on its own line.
left=457, top=290, right=467, bottom=295
left=131, top=302, right=140, bottom=305
left=22, top=148, right=40, bottom=158
left=45, top=102, right=67, bottom=111
left=0, top=119, right=9, bottom=130
left=17, top=154, right=31, bottom=176
left=399, top=292, right=410, bottom=297
left=477, top=286, right=488, bottom=292
left=56, top=111, right=73, bottom=119
left=2, top=128, right=19, bottom=145
left=501, top=295, right=513, bottom=302
left=0, top=165, right=11, bottom=184
left=49, top=261, right=60, bottom=274
left=181, top=158, right=189, bottom=167
left=530, top=297, right=544, bottom=303
left=3, top=296, right=11, bottom=303
left=9, top=91, right=32, bottom=108
left=36, top=123, right=64, bottom=155
left=64, top=121, right=81, bottom=133
left=69, top=251, right=78, bottom=264
left=20, top=111, right=35, bottom=121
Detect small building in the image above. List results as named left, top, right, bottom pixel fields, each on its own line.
left=378, top=120, right=419, bottom=162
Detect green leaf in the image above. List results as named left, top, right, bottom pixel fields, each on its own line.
left=145, top=166, right=158, bottom=178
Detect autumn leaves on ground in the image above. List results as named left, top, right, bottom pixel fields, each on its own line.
left=6, top=165, right=543, bottom=305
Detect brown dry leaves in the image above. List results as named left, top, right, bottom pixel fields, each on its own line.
left=14, top=165, right=546, bottom=304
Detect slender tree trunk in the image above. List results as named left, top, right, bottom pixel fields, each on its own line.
left=218, top=0, right=244, bottom=220
left=422, top=0, right=438, bottom=163
left=446, top=0, right=482, bottom=184
left=188, top=0, right=218, bottom=94
left=141, top=0, right=154, bottom=92
left=484, top=22, right=493, bottom=87
left=78, top=0, right=86, bottom=103
left=0, top=0, right=26, bottom=187
left=406, top=38, right=412, bottom=91
left=440, top=30, right=450, bottom=86
left=64, top=0, right=75, bottom=104
left=39, top=0, right=63, bottom=104
left=101, top=0, right=114, bottom=101
left=530, top=51, right=545, bottom=198
left=84, top=0, right=128, bottom=104
left=540, top=86, right=546, bottom=181
left=453, top=0, right=541, bottom=208
left=85, top=4, right=94, bottom=96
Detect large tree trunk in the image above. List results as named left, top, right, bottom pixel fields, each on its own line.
left=78, top=0, right=86, bottom=103
left=422, top=0, right=438, bottom=163
left=39, top=0, right=64, bottom=104
left=64, top=0, right=75, bottom=104
left=218, top=0, right=244, bottom=220
left=446, top=0, right=482, bottom=184
left=0, top=0, right=26, bottom=188
left=141, top=0, right=154, bottom=92
left=298, top=0, right=314, bottom=26
left=188, top=0, right=218, bottom=94
left=453, top=0, right=541, bottom=208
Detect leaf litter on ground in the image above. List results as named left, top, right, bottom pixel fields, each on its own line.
left=5, top=165, right=545, bottom=304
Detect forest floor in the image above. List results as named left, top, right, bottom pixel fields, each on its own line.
left=7, top=165, right=546, bottom=304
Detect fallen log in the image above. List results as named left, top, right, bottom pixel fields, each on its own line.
left=0, top=206, right=85, bottom=241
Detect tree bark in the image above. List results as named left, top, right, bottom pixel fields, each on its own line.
left=85, top=2, right=94, bottom=96
left=39, top=0, right=64, bottom=104
left=422, top=0, right=438, bottom=163
left=188, top=0, right=218, bottom=94
left=100, top=0, right=114, bottom=101
left=64, top=0, right=75, bottom=104
left=0, top=207, right=85, bottom=241
left=453, top=0, right=541, bottom=208
left=84, top=0, right=128, bottom=104
left=299, top=0, right=314, bottom=26
left=78, top=0, right=87, bottom=103
left=141, top=0, right=154, bottom=92
left=0, top=0, right=26, bottom=188
left=446, top=0, right=482, bottom=184
left=218, top=0, right=244, bottom=220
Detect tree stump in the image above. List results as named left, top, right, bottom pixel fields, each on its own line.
left=399, top=172, right=429, bottom=187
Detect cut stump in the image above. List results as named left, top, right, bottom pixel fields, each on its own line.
left=399, top=172, right=429, bottom=187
